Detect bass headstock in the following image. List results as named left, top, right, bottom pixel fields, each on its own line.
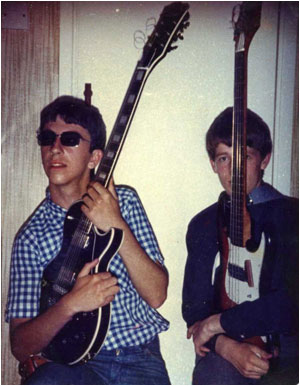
left=232, top=2, right=262, bottom=52
left=139, top=2, right=190, bottom=69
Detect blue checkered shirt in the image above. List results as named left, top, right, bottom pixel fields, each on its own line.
left=6, top=186, right=169, bottom=349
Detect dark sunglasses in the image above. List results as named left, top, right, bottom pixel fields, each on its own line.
left=37, top=130, right=90, bottom=147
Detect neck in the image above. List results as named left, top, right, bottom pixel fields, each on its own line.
left=49, top=178, right=90, bottom=209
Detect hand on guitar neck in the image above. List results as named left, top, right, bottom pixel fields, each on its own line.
left=81, top=179, right=126, bottom=233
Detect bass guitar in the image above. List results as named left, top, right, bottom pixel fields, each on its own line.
left=39, top=2, right=190, bottom=365
left=216, top=2, right=267, bottom=349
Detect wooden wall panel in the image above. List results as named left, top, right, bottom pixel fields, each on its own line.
left=1, top=2, right=59, bottom=384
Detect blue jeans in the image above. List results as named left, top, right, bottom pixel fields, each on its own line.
left=26, top=336, right=170, bottom=385
left=193, top=341, right=299, bottom=385
left=192, top=352, right=258, bottom=385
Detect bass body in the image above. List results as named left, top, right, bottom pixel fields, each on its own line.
left=216, top=193, right=270, bottom=349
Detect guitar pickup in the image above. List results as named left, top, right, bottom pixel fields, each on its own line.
left=228, top=261, right=254, bottom=287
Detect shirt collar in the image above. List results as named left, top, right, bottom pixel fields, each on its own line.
left=248, top=182, right=284, bottom=205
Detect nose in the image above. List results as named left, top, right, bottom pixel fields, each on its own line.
left=50, top=136, right=63, bottom=153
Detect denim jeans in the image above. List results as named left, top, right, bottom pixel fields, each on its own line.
left=193, top=338, right=299, bottom=385
left=192, top=352, right=258, bottom=385
left=26, top=336, right=170, bottom=385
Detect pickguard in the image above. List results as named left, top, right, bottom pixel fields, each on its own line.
left=212, top=233, right=265, bottom=304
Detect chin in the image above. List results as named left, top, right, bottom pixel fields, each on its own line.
left=48, top=175, right=69, bottom=186
left=222, top=186, right=231, bottom=196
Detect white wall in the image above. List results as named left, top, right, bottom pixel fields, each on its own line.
left=59, top=2, right=297, bottom=384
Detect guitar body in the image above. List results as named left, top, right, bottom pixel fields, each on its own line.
left=216, top=195, right=265, bottom=307
left=40, top=201, right=123, bottom=364
left=216, top=197, right=267, bottom=349
left=220, top=234, right=265, bottom=307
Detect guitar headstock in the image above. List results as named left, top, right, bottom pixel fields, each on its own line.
left=139, top=2, right=190, bottom=69
left=232, top=2, right=262, bottom=52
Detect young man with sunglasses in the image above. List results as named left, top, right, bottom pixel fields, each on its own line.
left=182, top=108, right=298, bottom=384
left=6, top=96, right=170, bottom=385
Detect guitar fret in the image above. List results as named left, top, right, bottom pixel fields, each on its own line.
left=136, top=70, right=145, bottom=81
left=99, top=171, right=108, bottom=180
left=106, top=143, right=119, bottom=153
left=119, top=115, right=128, bottom=125
left=112, top=134, right=121, bottom=143
left=127, top=94, right=136, bottom=104
left=106, top=151, right=115, bottom=159
left=101, top=161, right=113, bottom=170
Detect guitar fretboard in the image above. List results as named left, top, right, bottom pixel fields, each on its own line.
left=230, top=50, right=247, bottom=246
left=95, top=67, right=148, bottom=187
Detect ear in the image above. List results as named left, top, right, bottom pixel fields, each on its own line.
left=210, top=159, right=218, bottom=173
left=261, top=153, right=271, bottom=170
left=88, top=149, right=103, bottom=170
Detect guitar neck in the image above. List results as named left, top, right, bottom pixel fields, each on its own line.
left=75, top=64, right=149, bottom=239
left=230, top=2, right=262, bottom=247
left=93, top=2, right=190, bottom=189
left=75, top=1, right=190, bottom=237
left=94, top=64, right=149, bottom=188
left=230, top=49, right=250, bottom=246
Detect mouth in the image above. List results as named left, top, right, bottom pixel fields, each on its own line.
left=50, top=162, right=66, bottom=169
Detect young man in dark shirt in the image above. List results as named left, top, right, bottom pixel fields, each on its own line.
left=182, top=107, right=298, bottom=384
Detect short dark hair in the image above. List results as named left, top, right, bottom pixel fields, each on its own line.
left=206, top=107, right=272, bottom=160
left=38, top=95, right=106, bottom=151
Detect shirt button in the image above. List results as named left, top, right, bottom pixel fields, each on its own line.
left=116, top=349, right=120, bottom=356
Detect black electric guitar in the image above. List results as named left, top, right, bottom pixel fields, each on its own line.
left=216, top=2, right=267, bottom=349
left=40, top=2, right=190, bottom=365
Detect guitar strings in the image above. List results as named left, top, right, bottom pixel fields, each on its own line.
left=55, top=213, right=92, bottom=291
left=229, top=50, right=244, bottom=304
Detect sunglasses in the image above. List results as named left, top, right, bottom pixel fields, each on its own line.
left=37, top=130, right=90, bottom=147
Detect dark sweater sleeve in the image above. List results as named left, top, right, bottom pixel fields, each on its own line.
left=182, top=204, right=219, bottom=327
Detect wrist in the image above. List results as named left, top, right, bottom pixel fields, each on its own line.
left=58, top=293, right=77, bottom=319
left=208, top=313, right=224, bottom=335
left=216, top=335, right=238, bottom=362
